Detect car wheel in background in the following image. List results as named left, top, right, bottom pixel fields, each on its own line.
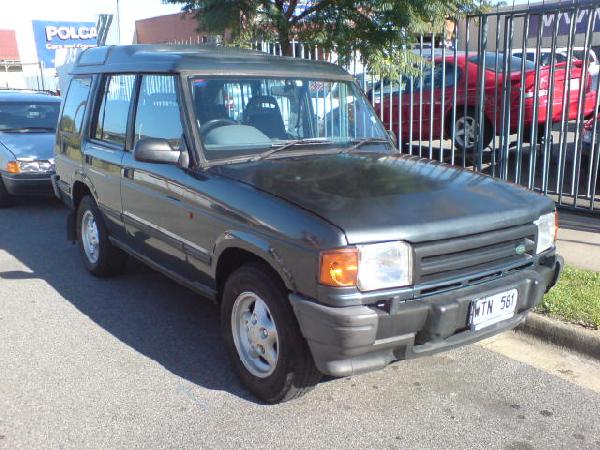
left=451, top=107, right=493, bottom=154
left=0, top=176, right=15, bottom=208
left=76, top=195, right=127, bottom=277
left=221, top=263, right=321, bottom=404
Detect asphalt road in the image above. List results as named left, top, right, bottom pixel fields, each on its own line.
left=1, top=198, right=600, bottom=450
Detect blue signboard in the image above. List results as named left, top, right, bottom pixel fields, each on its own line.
left=32, top=20, right=98, bottom=68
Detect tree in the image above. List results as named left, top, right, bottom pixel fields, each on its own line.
left=165, top=0, right=487, bottom=76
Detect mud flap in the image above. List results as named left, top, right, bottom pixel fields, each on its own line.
left=67, top=210, right=77, bottom=243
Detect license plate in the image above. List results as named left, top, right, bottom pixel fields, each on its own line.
left=469, top=289, right=518, bottom=331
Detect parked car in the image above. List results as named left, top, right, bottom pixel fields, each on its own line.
left=53, top=45, right=563, bottom=403
left=512, top=47, right=599, bottom=88
left=372, top=52, right=597, bottom=152
left=0, top=90, right=61, bottom=207
left=582, top=116, right=600, bottom=159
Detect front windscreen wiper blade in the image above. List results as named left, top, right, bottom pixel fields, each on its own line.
left=249, top=138, right=336, bottom=162
left=343, top=137, right=391, bottom=152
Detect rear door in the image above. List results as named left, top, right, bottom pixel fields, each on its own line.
left=55, top=76, right=93, bottom=191
left=84, top=74, right=135, bottom=239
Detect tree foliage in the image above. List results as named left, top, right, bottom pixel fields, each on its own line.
left=165, top=0, right=489, bottom=77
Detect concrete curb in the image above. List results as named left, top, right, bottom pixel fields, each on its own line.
left=517, top=313, right=600, bottom=360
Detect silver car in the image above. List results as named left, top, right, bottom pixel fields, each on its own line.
left=0, top=90, right=61, bottom=207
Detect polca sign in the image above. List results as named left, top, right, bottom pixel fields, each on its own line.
left=32, top=20, right=98, bottom=68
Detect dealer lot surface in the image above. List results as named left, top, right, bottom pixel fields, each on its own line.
left=1, top=199, right=600, bottom=450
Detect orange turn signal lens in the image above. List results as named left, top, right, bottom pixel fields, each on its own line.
left=6, top=161, right=20, bottom=174
left=319, top=249, right=358, bottom=287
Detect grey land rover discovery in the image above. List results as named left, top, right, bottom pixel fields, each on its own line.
left=53, top=45, right=563, bottom=403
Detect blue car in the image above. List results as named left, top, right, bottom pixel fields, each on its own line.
left=0, top=90, right=61, bottom=207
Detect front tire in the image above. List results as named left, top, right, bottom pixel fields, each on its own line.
left=221, top=263, right=321, bottom=403
left=0, top=176, right=15, bottom=208
left=76, top=195, right=127, bottom=277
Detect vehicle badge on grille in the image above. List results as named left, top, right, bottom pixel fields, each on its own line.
left=515, top=244, right=526, bottom=255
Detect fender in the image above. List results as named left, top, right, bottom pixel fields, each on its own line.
left=71, top=169, right=98, bottom=203
left=212, top=230, right=297, bottom=291
left=66, top=172, right=97, bottom=242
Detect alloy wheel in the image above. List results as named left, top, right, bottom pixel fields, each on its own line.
left=231, top=291, right=279, bottom=378
left=455, top=115, right=478, bottom=149
left=81, top=210, right=100, bottom=264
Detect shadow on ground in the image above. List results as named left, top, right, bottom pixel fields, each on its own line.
left=558, top=211, right=600, bottom=234
left=0, top=197, right=257, bottom=402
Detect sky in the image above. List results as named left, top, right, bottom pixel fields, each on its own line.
left=0, top=0, right=183, bottom=63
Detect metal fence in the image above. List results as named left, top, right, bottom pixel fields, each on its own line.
left=0, top=61, right=59, bottom=93
left=255, top=1, right=600, bottom=215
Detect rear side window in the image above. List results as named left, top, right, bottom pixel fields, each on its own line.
left=134, top=75, right=183, bottom=150
left=419, top=63, right=460, bottom=90
left=59, top=77, right=91, bottom=134
left=468, top=53, right=536, bottom=73
left=94, top=74, right=135, bottom=147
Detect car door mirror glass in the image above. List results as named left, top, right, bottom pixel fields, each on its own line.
left=133, top=138, right=181, bottom=164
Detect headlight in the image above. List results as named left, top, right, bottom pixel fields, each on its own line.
left=535, top=211, right=558, bottom=254
left=319, top=241, right=413, bottom=291
left=6, top=160, right=55, bottom=174
left=357, top=241, right=413, bottom=291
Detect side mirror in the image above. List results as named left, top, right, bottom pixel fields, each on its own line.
left=133, top=138, right=181, bottom=164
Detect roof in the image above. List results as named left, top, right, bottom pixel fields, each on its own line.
left=0, top=30, right=19, bottom=61
left=72, top=45, right=353, bottom=80
left=134, top=12, right=208, bottom=45
left=0, top=90, right=60, bottom=102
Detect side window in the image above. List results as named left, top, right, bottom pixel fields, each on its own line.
left=416, top=63, right=460, bottom=91
left=443, top=63, right=461, bottom=87
left=59, top=77, right=92, bottom=134
left=94, top=74, right=135, bottom=147
left=134, top=75, right=183, bottom=150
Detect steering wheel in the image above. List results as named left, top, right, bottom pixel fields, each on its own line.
left=199, top=118, right=237, bottom=137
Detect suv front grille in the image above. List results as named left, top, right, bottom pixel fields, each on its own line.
left=413, top=223, right=537, bottom=285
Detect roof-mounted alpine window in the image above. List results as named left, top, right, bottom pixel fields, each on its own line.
left=77, top=46, right=109, bottom=66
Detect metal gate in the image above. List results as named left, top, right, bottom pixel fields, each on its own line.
left=254, top=0, right=600, bottom=214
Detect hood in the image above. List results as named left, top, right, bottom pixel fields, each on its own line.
left=0, top=132, right=56, bottom=161
left=213, top=153, right=555, bottom=244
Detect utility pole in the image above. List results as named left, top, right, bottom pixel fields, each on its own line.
left=116, top=0, right=121, bottom=43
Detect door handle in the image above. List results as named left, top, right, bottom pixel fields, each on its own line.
left=166, top=195, right=180, bottom=202
left=123, top=167, right=134, bottom=179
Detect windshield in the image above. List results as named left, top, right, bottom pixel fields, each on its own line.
left=190, top=77, right=388, bottom=161
left=0, top=101, right=60, bottom=132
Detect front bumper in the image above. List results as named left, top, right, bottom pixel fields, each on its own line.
left=290, top=255, right=563, bottom=377
left=1, top=172, right=54, bottom=196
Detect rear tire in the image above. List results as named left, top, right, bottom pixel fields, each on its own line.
left=0, top=176, right=15, bottom=208
left=221, top=263, right=321, bottom=404
left=76, top=195, right=127, bottom=277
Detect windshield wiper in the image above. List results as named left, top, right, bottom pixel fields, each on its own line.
left=0, top=126, right=55, bottom=133
left=342, top=137, right=391, bottom=153
left=249, top=138, right=335, bottom=162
